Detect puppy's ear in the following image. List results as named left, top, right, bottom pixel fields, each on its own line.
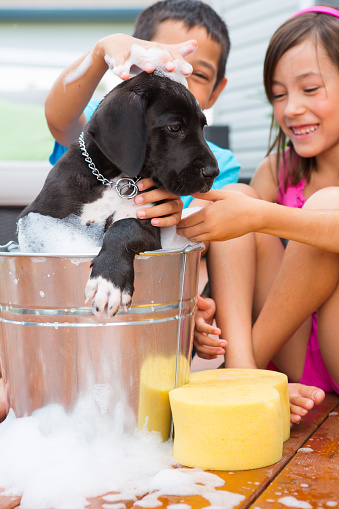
left=87, top=86, right=147, bottom=178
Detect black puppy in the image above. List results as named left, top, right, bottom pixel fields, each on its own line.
left=18, top=72, right=219, bottom=317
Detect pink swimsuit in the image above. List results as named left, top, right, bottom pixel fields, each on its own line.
left=278, top=176, right=339, bottom=394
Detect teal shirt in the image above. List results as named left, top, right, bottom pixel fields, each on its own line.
left=49, top=99, right=240, bottom=207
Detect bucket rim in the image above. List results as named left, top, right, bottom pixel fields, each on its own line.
left=0, top=241, right=204, bottom=258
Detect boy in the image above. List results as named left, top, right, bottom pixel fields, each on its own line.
left=45, top=0, right=240, bottom=218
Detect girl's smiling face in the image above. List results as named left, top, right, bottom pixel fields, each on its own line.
left=272, top=39, right=339, bottom=161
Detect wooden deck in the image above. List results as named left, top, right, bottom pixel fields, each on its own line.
left=0, top=392, right=338, bottom=509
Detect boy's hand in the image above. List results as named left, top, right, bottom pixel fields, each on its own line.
left=194, top=296, right=227, bottom=359
left=135, top=178, right=183, bottom=227
left=100, top=34, right=197, bottom=80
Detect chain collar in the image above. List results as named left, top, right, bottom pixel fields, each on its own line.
left=78, top=132, right=140, bottom=199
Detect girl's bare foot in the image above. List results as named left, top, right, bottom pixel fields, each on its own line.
left=288, top=383, right=325, bottom=425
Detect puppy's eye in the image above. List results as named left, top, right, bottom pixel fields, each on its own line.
left=167, top=124, right=181, bottom=133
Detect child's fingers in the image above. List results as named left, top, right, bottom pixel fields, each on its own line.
left=197, top=352, right=219, bottom=360
left=196, top=295, right=212, bottom=310
left=194, top=331, right=226, bottom=352
left=194, top=340, right=225, bottom=359
left=195, top=317, right=221, bottom=336
left=164, top=60, right=176, bottom=72
left=175, top=59, right=193, bottom=76
left=151, top=212, right=182, bottom=228
left=135, top=187, right=181, bottom=204
left=137, top=178, right=154, bottom=192
left=136, top=199, right=183, bottom=222
left=174, top=39, right=198, bottom=57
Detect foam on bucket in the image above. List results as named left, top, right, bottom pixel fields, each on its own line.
left=0, top=406, right=245, bottom=509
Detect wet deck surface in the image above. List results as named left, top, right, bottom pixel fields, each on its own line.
left=0, top=392, right=338, bottom=509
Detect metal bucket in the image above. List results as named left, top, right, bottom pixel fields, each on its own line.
left=0, top=241, right=202, bottom=440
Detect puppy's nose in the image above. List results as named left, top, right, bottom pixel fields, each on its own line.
left=201, top=166, right=219, bottom=181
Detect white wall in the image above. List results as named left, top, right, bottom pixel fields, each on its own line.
left=211, top=0, right=313, bottom=180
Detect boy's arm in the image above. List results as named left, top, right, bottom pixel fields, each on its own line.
left=45, top=34, right=197, bottom=147
left=45, top=43, right=107, bottom=147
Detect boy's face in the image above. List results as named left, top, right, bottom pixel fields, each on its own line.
left=151, top=20, right=227, bottom=110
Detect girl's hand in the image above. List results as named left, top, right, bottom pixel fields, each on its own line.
left=177, top=189, right=259, bottom=242
left=194, top=296, right=227, bottom=359
left=99, top=34, right=197, bottom=80
left=135, top=178, right=183, bottom=227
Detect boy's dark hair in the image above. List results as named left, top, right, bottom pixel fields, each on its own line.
left=133, top=0, right=230, bottom=88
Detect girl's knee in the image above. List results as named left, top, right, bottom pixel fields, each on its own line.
left=304, top=187, right=339, bottom=210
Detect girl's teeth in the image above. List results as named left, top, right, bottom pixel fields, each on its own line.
left=293, top=126, right=318, bottom=135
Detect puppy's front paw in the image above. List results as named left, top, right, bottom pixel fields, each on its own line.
left=84, top=276, right=132, bottom=317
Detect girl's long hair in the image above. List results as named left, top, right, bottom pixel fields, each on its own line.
left=263, top=9, right=339, bottom=191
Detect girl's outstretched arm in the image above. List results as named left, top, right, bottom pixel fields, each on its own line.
left=177, top=187, right=339, bottom=253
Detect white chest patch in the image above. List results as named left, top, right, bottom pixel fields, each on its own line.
left=80, top=187, right=151, bottom=226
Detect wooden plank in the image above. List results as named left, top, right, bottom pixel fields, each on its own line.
left=252, top=397, right=339, bottom=508
left=1, top=394, right=338, bottom=509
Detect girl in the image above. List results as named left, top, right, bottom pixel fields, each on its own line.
left=177, top=6, right=339, bottom=423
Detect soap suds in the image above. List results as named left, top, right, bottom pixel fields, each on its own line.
left=135, top=469, right=245, bottom=509
left=18, top=213, right=104, bottom=254
left=64, top=51, right=93, bottom=86
left=278, top=496, right=312, bottom=508
left=0, top=406, right=244, bottom=509
left=107, top=44, right=193, bottom=87
left=18, top=208, right=200, bottom=255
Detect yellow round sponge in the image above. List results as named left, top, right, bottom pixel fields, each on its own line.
left=169, top=369, right=289, bottom=471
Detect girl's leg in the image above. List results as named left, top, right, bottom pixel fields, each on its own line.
left=208, top=225, right=325, bottom=422
left=311, top=190, right=339, bottom=387
left=207, top=184, right=286, bottom=368
left=208, top=234, right=256, bottom=368
left=318, top=282, right=339, bottom=387
left=253, top=188, right=339, bottom=384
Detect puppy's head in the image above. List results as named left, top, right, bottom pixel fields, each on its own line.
left=86, top=72, right=219, bottom=195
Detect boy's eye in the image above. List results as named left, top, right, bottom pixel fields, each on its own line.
left=193, top=72, right=209, bottom=81
left=167, top=124, right=181, bottom=133
left=305, top=87, right=319, bottom=93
